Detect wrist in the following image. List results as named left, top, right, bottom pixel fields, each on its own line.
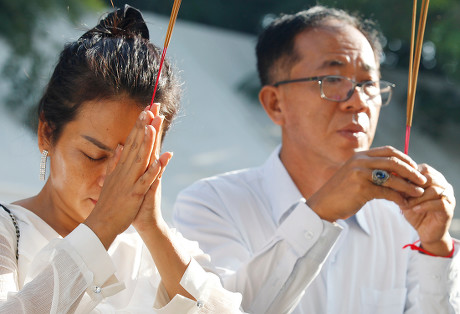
left=134, top=218, right=168, bottom=240
left=306, top=197, right=340, bottom=222
left=403, top=237, right=455, bottom=258
left=420, top=236, right=454, bottom=257
left=84, top=212, right=118, bottom=250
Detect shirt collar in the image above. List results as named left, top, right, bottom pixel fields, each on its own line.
left=260, top=145, right=372, bottom=235
left=260, top=145, right=304, bottom=224
left=355, top=209, right=371, bottom=235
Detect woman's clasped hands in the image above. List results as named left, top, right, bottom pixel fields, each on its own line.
left=84, top=103, right=172, bottom=249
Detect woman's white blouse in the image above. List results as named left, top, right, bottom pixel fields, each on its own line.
left=0, top=203, right=242, bottom=313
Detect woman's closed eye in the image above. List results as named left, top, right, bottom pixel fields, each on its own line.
left=82, top=151, right=107, bottom=162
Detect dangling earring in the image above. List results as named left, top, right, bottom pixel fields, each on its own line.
left=39, top=150, right=48, bottom=181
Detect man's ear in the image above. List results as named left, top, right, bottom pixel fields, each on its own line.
left=37, top=116, right=53, bottom=153
left=259, top=85, right=285, bottom=126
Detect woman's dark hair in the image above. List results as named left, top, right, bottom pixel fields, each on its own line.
left=256, top=5, right=384, bottom=86
left=38, top=4, right=181, bottom=143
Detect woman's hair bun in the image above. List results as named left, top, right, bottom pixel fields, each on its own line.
left=79, top=4, right=149, bottom=41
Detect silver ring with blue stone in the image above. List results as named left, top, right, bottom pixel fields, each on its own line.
left=372, top=169, right=390, bottom=186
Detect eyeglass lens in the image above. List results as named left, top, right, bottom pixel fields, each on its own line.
left=321, top=76, right=391, bottom=106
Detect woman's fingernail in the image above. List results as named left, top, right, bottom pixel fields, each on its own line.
left=140, top=111, right=146, bottom=121
left=145, top=125, right=149, bottom=135
left=415, top=187, right=424, bottom=194
left=413, top=205, right=421, bottom=212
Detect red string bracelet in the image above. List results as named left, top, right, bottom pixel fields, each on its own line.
left=403, top=239, right=455, bottom=258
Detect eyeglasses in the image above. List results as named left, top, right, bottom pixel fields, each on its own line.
left=273, top=75, right=396, bottom=106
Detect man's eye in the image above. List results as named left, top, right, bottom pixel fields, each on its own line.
left=324, top=77, right=343, bottom=84
left=364, top=81, right=378, bottom=87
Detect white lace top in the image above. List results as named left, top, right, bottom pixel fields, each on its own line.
left=0, top=203, right=242, bottom=313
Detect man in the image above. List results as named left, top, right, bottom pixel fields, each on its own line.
left=174, top=6, right=459, bottom=314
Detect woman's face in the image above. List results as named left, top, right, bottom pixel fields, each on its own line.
left=42, top=97, right=143, bottom=223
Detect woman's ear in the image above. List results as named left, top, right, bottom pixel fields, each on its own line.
left=37, top=116, right=53, bottom=153
left=259, top=85, right=285, bottom=126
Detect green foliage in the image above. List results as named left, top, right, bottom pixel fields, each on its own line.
left=129, top=0, right=458, bottom=82
left=0, top=0, right=104, bottom=55
left=0, top=0, right=104, bottom=127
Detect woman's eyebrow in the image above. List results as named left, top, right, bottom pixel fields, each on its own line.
left=81, top=135, right=113, bottom=152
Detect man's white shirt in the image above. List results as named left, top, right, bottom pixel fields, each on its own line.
left=174, top=146, right=460, bottom=314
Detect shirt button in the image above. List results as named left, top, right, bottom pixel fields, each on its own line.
left=196, top=300, right=204, bottom=308
left=432, top=275, right=441, bottom=280
left=304, top=231, right=314, bottom=240
left=93, top=286, right=102, bottom=294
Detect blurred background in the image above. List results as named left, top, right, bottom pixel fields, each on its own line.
left=0, top=0, right=459, bottom=236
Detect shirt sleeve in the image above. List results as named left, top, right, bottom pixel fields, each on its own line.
left=153, top=231, right=244, bottom=313
left=0, top=218, right=124, bottom=313
left=173, top=181, right=342, bottom=314
left=405, top=239, right=460, bottom=314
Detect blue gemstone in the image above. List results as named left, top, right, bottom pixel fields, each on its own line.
left=376, top=171, right=386, bottom=179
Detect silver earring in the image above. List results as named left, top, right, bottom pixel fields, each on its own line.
left=39, top=150, right=48, bottom=181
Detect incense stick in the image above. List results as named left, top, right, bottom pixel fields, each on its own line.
left=149, top=0, right=182, bottom=110
left=405, top=0, right=430, bottom=154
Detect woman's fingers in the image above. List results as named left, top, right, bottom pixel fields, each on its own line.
left=158, top=152, right=173, bottom=178
left=150, top=102, right=160, bottom=116
left=133, top=152, right=172, bottom=195
left=134, top=158, right=162, bottom=194
left=150, top=115, right=164, bottom=161
left=119, top=110, right=150, bottom=165
left=106, top=144, right=124, bottom=176
left=115, top=109, right=162, bottom=181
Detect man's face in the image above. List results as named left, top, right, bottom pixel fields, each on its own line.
left=275, top=20, right=381, bottom=168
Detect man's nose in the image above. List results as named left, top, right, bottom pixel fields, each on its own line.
left=338, top=86, right=369, bottom=112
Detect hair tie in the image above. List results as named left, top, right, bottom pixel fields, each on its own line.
left=79, top=4, right=149, bottom=41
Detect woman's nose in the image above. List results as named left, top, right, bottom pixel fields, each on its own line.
left=97, top=172, right=106, bottom=188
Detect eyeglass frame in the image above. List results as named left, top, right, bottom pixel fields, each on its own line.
left=272, top=75, right=396, bottom=106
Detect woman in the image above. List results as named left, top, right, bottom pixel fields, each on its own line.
left=0, top=5, right=242, bottom=313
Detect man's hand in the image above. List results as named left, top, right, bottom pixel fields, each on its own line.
left=402, top=163, right=455, bottom=256
left=307, top=146, right=427, bottom=222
